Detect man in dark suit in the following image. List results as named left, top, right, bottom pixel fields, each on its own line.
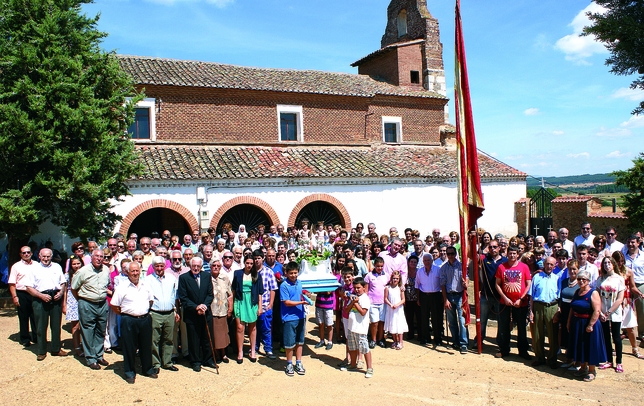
left=178, top=256, right=215, bottom=372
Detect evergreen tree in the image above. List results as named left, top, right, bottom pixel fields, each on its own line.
left=0, top=0, right=143, bottom=260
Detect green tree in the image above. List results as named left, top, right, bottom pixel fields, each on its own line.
left=584, top=1, right=644, bottom=115
left=613, top=153, right=644, bottom=231
left=0, top=0, right=143, bottom=262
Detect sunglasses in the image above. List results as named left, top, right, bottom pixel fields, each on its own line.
left=172, top=258, right=182, bottom=262
left=223, top=256, right=233, bottom=259
left=21, top=251, right=31, bottom=255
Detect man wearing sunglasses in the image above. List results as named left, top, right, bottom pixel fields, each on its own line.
left=605, top=227, right=624, bottom=254
left=8, top=246, right=39, bottom=347
left=574, top=222, right=595, bottom=249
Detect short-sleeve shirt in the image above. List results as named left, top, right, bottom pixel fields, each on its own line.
left=280, top=278, right=305, bottom=322
left=347, top=293, right=370, bottom=334
left=258, top=266, right=278, bottom=310
left=8, top=261, right=37, bottom=291
left=364, top=271, right=389, bottom=305
left=596, top=274, right=625, bottom=322
left=71, top=263, right=110, bottom=302
left=495, top=261, right=531, bottom=307
left=27, top=262, right=65, bottom=292
left=111, top=280, right=153, bottom=317
left=530, top=271, right=560, bottom=303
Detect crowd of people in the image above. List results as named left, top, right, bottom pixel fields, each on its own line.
left=6, top=219, right=644, bottom=383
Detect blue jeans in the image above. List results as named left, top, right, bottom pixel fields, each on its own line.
left=255, top=308, right=273, bottom=353
left=479, top=294, right=499, bottom=343
left=445, top=292, right=468, bottom=348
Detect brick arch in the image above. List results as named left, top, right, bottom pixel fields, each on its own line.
left=209, top=196, right=281, bottom=230
left=288, top=194, right=351, bottom=229
left=119, top=199, right=199, bottom=236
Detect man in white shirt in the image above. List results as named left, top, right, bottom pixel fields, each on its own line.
left=25, top=248, right=68, bottom=360
left=605, top=227, right=624, bottom=253
left=574, top=222, right=595, bottom=249
left=558, top=228, right=575, bottom=259
left=111, top=261, right=157, bottom=383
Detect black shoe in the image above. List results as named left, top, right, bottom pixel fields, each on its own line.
left=97, top=358, right=109, bottom=367
left=519, top=352, right=532, bottom=360
left=144, top=372, right=158, bottom=379
left=89, top=363, right=101, bottom=370
left=222, top=357, right=230, bottom=364
left=20, top=341, right=31, bottom=347
left=377, top=340, right=386, bottom=348
left=125, top=377, right=135, bottom=384
left=163, top=365, right=179, bottom=372
left=104, top=348, right=113, bottom=354
left=236, top=358, right=243, bottom=364
left=368, top=340, right=376, bottom=349
left=419, top=340, right=428, bottom=346
left=204, top=362, right=217, bottom=368
left=192, top=365, right=201, bottom=372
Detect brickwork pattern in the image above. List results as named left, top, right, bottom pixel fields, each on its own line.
left=287, top=194, right=351, bottom=229
left=119, top=199, right=199, bottom=236
left=142, top=85, right=444, bottom=145
left=209, top=196, right=280, bottom=230
left=514, top=198, right=530, bottom=236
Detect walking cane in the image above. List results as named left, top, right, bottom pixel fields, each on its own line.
left=204, top=314, right=220, bottom=374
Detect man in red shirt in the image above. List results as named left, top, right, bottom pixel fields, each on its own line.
left=495, top=246, right=532, bottom=359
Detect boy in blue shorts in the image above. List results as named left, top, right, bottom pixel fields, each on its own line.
left=280, top=261, right=308, bottom=376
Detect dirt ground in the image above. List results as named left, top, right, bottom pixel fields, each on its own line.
left=1, top=306, right=642, bottom=406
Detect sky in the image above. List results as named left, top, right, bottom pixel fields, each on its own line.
left=82, top=0, right=644, bottom=178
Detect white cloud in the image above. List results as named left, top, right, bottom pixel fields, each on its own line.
left=596, top=126, right=632, bottom=137
left=519, top=162, right=549, bottom=169
left=554, top=2, right=608, bottom=64
left=606, top=150, right=628, bottom=158
left=505, top=155, right=524, bottom=161
left=144, top=0, right=234, bottom=7
left=566, top=152, right=590, bottom=159
left=552, top=130, right=564, bottom=135
left=620, top=115, right=644, bottom=129
left=524, top=108, right=540, bottom=116
left=611, top=87, right=644, bottom=102
left=488, top=152, right=498, bottom=157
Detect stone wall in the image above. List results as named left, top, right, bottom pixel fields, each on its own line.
left=514, top=198, right=529, bottom=236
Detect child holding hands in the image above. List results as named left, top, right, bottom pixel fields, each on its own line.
left=341, top=277, right=374, bottom=378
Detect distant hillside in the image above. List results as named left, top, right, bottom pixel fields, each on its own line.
left=527, top=173, right=628, bottom=195
left=526, top=173, right=616, bottom=187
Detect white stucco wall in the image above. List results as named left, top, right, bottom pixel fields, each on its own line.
left=114, top=179, right=525, bottom=240
left=0, top=179, right=524, bottom=253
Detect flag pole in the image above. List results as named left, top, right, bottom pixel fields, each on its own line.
left=455, top=0, right=484, bottom=354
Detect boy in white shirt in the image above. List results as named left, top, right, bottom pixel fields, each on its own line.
left=341, top=277, right=374, bottom=378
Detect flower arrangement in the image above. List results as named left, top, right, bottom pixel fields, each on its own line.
left=295, top=244, right=333, bottom=266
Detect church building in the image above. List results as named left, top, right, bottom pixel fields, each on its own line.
left=33, top=0, right=526, bottom=248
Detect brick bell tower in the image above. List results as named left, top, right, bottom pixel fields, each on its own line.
left=352, top=0, right=447, bottom=120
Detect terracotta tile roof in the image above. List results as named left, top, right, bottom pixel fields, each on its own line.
left=351, top=39, right=425, bottom=67
left=117, top=55, right=445, bottom=100
left=588, top=212, right=627, bottom=219
left=134, top=145, right=525, bottom=181
left=552, top=196, right=595, bottom=203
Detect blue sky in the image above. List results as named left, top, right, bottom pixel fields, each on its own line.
left=83, top=0, right=644, bottom=178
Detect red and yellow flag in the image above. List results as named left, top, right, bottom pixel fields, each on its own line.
left=455, top=0, right=484, bottom=261
left=455, top=0, right=484, bottom=330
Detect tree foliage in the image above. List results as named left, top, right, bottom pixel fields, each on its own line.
left=584, top=0, right=644, bottom=115
left=0, top=0, right=143, bottom=246
left=613, top=153, right=644, bottom=231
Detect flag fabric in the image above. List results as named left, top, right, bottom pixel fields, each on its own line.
left=454, top=0, right=484, bottom=327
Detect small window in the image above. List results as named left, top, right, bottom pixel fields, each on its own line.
left=382, top=116, right=402, bottom=143
left=280, top=113, right=297, bottom=141
left=126, top=98, right=156, bottom=141
left=128, top=108, right=150, bottom=139
left=276, top=105, right=303, bottom=142
left=397, top=10, right=407, bottom=37
left=410, top=70, right=420, bottom=84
